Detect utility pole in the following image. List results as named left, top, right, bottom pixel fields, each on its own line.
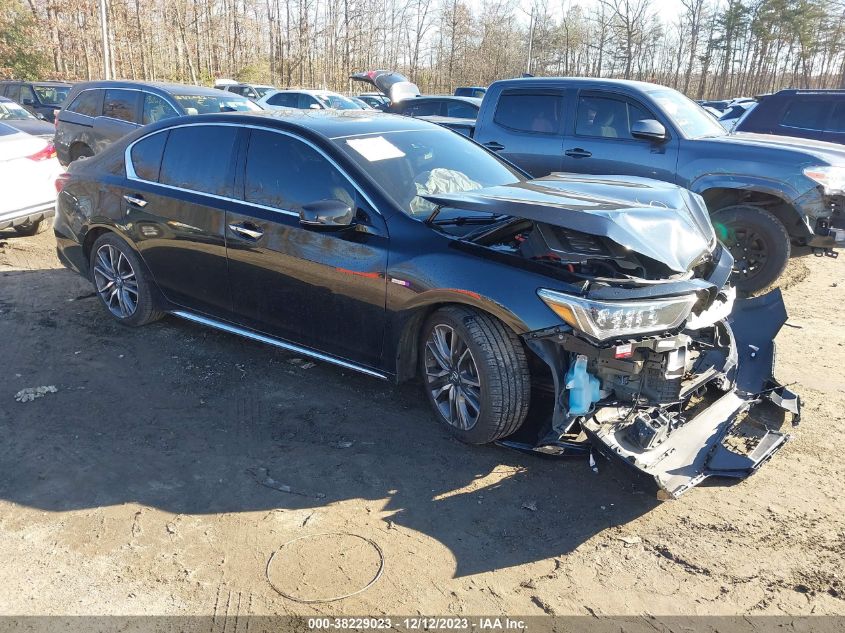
left=526, top=4, right=535, bottom=75
left=100, top=0, right=112, bottom=80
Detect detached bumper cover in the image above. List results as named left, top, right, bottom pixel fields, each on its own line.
left=582, top=290, right=798, bottom=498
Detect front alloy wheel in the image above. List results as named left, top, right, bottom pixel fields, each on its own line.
left=93, top=244, right=139, bottom=318
left=419, top=306, right=531, bottom=444
left=424, top=324, right=482, bottom=431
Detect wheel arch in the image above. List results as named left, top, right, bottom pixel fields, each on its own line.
left=691, top=178, right=808, bottom=240
left=392, top=292, right=530, bottom=383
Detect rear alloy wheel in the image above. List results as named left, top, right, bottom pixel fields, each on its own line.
left=89, top=233, right=163, bottom=327
left=712, top=205, right=790, bottom=295
left=420, top=306, right=530, bottom=445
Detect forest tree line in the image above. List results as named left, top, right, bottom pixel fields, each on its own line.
left=2, top=0, right=844, bottom=100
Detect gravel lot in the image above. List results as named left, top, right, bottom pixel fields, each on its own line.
left=1, top=228, right=843, bottom=617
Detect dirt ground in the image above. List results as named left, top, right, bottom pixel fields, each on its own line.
left=1, top=228, right=843, bottom=618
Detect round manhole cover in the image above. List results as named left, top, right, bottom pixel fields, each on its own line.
left=266, top=532, right=384, bottom=603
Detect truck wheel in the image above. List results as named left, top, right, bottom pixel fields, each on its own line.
left=13, top=217, right=51, bottom=237
left=712, top=205, right=790, bottom=294
left=420, top=306, right=530, bottom=444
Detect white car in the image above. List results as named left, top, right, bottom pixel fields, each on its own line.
left=257, top=89, right=367, bottom=111
left=0, top=122, right=63, bottom=236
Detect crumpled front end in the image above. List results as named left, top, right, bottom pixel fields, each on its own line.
left=509, top=288, right=800, bottom=499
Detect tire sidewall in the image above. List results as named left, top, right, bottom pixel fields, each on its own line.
left=419, top=309, right=500, bottom=444
left=712, top=205, right=790, bottom=294
left=89, top=233, right=156, bottom=327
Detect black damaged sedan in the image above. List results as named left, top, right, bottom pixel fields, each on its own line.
left=54, top=110, right=800, bottom=498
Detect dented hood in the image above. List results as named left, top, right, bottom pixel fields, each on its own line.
left=423, top=173, right=717, bottom=273
left=350, top=70, right=420, bottom=103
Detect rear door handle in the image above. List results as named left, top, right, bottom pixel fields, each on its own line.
left=564, top=148, right=592, bottom=159
left=228, top=222, right=264, bottom=240
left=483, top=141, right=505, bottom=151
left=123, top=194, right=147, bottom=208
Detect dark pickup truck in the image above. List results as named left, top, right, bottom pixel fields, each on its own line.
left=459, top=78, right=845, bottom=293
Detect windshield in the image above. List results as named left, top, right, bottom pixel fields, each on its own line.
left=335, top=128, right=523, bottom=216
left=174, top=94, right=262, bottom=114
left=34, top=85, right=70, bottom=106
left=0, top=101, right=35, bottom=120
left=648, top=89, right=725, bottom=138
left=316, top=93, right=365, bottom=110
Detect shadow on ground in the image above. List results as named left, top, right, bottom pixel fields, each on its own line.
left=1, top=267, right=660, bottom=577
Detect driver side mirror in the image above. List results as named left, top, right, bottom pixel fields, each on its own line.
left=36, top=112, right=46, bottom=120
left=631, top=119, right=667, bottom=142
left=309, top=103, right=323, bottom=110
left=299, top=200, right=354, bottom=229
left=22, top=98, right=34, bottom=106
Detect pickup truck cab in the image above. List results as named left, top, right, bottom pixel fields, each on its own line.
left=470, top=78, right=845, bottom=293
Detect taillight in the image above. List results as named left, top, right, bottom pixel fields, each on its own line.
left=55, top=172, right=71, bottom=193
left=28, top=143, right=57, bottom=161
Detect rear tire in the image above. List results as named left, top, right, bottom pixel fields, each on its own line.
left=70, top=143, right=94, bottom=163
left=13, top=217, right=52, bottom=237
left=420, top=306, right=531, bottom=444
left=711, top=205, right=790, bottom=294
left=89, top=232, right=164, bottom=327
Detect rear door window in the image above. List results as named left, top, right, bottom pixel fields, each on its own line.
left=243, top=130, right=355, bottom=211
left=67, top=90, right=103, bottom=117
left=781, top=99, right=830, bottom=131
left=446, top=101, right=477, bottom=118
left=575, top=95, right=652, bottom=139
left=142, top=93, right=178, bottom=125
left=19, top=85, right=36, bottom=104
left=103, top=89, right=141, bottom=123
left=159, top=125, right=239, bottom=196
left=406, top=100, right=443, bottom=116
left=130, top=131, right=169, bottom=181
left=267, top=92, right=297, bottom=107
left=493, top=92, right=564, bottom=133
left=5, top=84, right=21, bottom=102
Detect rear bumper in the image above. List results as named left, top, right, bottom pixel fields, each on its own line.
left=0, top=201, right=55, bottom=231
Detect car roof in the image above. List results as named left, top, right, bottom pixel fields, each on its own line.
left=490, top=76, right=668, bottom=92
left=769, top=89, right=845, bottom=97
left=272, top=88, right=347, bottom=96
left=0, top=96, right=13, bottom=102
left=0, top=80, right=73, bottom=86
left=71, top=80, right=231, bottom=97
left=408, top=95, right=481, bottom=104
left=149, top=109, right=443, bottom=140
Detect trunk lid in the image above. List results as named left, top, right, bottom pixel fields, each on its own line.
left=349, top=70, right=420, bottom=103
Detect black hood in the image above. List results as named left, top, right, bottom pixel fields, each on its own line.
left=422, top=173, right=717, bottom=273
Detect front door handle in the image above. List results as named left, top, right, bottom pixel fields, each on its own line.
left=123, top=193, right=147, bottom=208
left=228, top=222, right=264, bottom=240
left=564, top=148, right=592, bottom=159
left=483, top=141, right=505, bottom=151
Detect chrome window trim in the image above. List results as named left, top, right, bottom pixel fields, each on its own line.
left=171, top=310, right=388, bottom=380
left=124, top=121, right=379, bottom=218
left=66, top=87, right=180, bottom=122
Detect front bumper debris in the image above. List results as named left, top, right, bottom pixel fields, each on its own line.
left=502, top=289, right=799, bottom=499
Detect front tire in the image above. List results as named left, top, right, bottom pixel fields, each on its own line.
left=89, top=233, right=164, bottom=327
left=712, top=205, right=790, bottom=294
left=420, top=306, right=531, bottom=444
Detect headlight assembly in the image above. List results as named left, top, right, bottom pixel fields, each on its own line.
left=538, top=289, right=698, bottom=341
left=804, top=165, right=845, bottom=195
